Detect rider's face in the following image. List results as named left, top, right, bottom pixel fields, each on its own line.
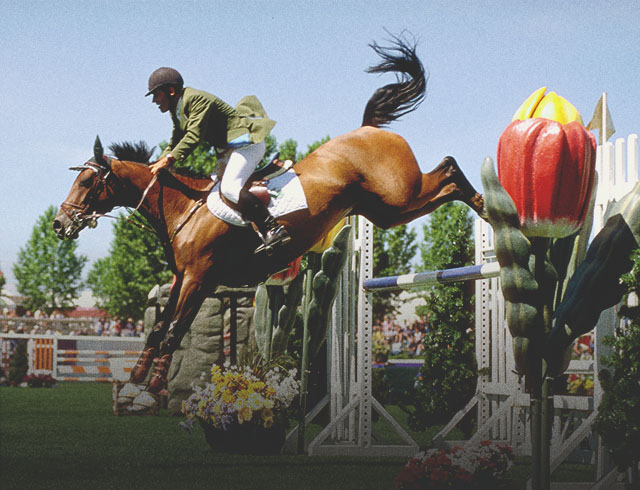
left=152, top=88, right=173, bottom=113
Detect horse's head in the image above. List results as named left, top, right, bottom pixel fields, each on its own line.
left=53, top=136, right=120, bottom=240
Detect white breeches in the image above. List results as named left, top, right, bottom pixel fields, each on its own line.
left=218, top=140, right=266, bottom=204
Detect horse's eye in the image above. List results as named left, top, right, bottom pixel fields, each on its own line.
left=79, top=176, right=93, bottom=188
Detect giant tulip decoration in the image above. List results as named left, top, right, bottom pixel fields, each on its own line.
left=485, top=88, right=601, bottom=490
left=497, top=87, right=597, bottom=238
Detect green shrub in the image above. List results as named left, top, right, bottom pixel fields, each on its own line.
left=8, top=341, right=28, bottom=386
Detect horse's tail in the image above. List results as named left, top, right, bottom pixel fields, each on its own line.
left=361, top=34, right=427, bottom=128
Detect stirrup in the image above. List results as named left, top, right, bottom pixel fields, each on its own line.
left=254, top=226, right=291, bottom=255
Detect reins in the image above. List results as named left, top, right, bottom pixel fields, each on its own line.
left=66, top=161, right=203, bottom=244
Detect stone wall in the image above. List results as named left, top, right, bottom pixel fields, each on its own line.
left=144, top=285, right=255, bottom=415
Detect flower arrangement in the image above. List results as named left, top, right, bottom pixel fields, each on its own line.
left=181, top=359, right=299, bottom=433
left=396, top=441, right=514, bottom=489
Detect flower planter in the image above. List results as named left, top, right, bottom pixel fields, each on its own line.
left=200, top=421, right=286, bottom=455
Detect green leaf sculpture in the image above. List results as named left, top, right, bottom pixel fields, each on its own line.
left=546, top=181, right=640, bottom=372
left=481, top=157, right=542, bottom=376
left=253, top=275, right=303, bottom=362
left=253, top=224, right=352, bottom=361
left=305, top=224, right=352, bottom=357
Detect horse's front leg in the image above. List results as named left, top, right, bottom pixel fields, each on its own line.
left=129, top=276, right=182, bottom=384
left=146, top=274, right=208, bottom=394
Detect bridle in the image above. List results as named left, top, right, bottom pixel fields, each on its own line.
left=61, top=158, right=191, bottom=242
left=60, top=159, right=117, bottom=238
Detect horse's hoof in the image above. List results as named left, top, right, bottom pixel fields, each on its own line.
left=471, top=193, right=488, bottom=222
left=147, top=354, right=172, bottom=394
left=129, top=391, right=158, bottom=413
left=117, top=382, right=141, bottom=405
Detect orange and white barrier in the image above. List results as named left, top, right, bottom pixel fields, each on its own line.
left=1, top=333, right=144, bottom=383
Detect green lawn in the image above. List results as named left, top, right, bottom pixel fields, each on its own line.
left=0, top=383, right=592, bottom=489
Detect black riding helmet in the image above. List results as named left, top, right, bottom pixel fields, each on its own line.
left=145, top=67, right=184, bottom=96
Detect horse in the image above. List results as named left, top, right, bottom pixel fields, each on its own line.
left=53, top=36, right=485, bottom=395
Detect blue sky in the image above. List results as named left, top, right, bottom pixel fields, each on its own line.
left=1, top=1, right=639, bottom=293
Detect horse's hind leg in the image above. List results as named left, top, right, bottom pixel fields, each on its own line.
left=388, top=156, right=485, bottom=227
left=129, top=277, right=182, bottom=384
left=427, top=156, right=484, bottom=216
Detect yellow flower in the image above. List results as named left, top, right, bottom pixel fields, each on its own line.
left=262, top=407, right=274, bottom=428
left=238, top=405, right=253, bottom=424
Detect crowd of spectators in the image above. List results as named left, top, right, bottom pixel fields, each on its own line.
left=373, top=314, right=430, bottom=358
left=1, top=307, right=144, bottom=337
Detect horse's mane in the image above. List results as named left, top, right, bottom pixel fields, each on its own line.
left=108, top=141, right=154, bottom=164
left=107, top=140, right=212, bottom=190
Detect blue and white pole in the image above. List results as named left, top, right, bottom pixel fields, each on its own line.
left=362, top=261, right=500, bottom=292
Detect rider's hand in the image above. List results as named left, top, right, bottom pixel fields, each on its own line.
left=149, top=154, right=174, bottom=175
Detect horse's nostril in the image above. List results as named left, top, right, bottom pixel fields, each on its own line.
left=52, top=220, right=62, bottom=231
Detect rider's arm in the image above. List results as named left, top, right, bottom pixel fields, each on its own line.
left=158, top=120, right=180, bottom=160
left=167, top=93, right=220, bottom=162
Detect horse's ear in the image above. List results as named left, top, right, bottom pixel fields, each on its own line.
left=94, top=135, right=105, bottom=165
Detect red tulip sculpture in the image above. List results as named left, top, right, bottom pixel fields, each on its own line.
left=497, top=87, right=597, bottom=238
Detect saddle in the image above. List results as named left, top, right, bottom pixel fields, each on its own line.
left=218, top=153, right=294, bottom=212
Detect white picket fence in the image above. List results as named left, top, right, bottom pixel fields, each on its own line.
left=593, top=134, right=639, bottom=232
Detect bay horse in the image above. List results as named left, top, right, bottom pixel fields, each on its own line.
left=54, top=37, right=484, bottom=395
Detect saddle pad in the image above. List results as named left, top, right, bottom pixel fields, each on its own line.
left=206, top=168, right=308, bottom=226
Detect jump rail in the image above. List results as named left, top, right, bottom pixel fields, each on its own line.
left=362, top=261, right=500, bottom=292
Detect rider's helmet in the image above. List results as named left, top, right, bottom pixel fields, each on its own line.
left=145, top=67, right=184, bottom=96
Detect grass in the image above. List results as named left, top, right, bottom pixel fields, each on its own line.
left=0, top=383, right=593, bottom=489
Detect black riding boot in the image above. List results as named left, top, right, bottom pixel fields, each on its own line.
left=237, top=188, right=291, bottom=254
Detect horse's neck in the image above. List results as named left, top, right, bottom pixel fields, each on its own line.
left=112, top=160, right=190, bottom=236
left=112, top=160, right=154, bottom=208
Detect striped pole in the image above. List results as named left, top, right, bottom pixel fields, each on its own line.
left=362, top=261, right=500, bottom=292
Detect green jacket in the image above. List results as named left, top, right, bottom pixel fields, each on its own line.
left=160, top=87, right=276, bottom=161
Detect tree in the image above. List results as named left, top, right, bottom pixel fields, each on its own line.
left=86, top=213, right=173, bottom=319
left=159, top=141, right=218, bottom=177
left=372, top=225, right=418, bottom=320
left=0, top=269, right=5, bottom=297
left=13, top=206, right=87, bottom=313
left=402, top=202, right=477, bottom=432
left=302, top=136, right=330, bottom=158
left=276, top=135, right=330, bottom=162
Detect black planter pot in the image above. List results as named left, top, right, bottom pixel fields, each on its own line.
left=200, top=421, right=286, bottom=455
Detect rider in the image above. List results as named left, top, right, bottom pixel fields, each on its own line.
left=147, top=67, right=290, bottom=253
